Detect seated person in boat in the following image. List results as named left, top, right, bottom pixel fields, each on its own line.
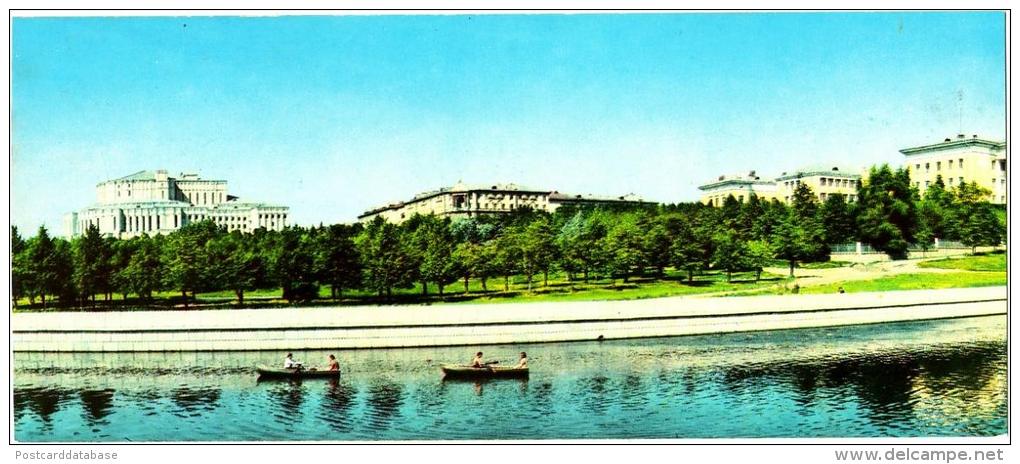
left=514, top=352, right=528, bottom=368
left=284, top=353, right=303, bottom=370
left=327, top=354, right=340, bottom=371
left=470, top=352, right=485, bottom=368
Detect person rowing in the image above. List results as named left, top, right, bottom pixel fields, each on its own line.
left=284, top=353, right=303, bottom=371
left=470, top=351, right=486, bottom=368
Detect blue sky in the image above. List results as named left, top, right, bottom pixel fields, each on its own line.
left=11, top=12, right=1006, bottom=232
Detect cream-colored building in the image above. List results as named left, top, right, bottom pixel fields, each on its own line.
left=901, top=134, right=1007, bottom=204
left=698, top=171, right=778, bottom=206
left=359, top=182, right=648, bottom=223
left=65, top=170, right=289, bottom=239
left=775, top=165, right=862, bottom=204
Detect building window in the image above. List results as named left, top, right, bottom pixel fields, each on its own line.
left=948, top=160, right=953, bottom=169
left=924, top=181, right=930, bottom=188
left=959, top=158, right=964, bottom=168
left=959, top=177, right=964, bottom=185
left=915, top=164, right=920, bottom=171
left=925, top=163, right=930, bottom=171
left=936, top=161, right=941, bottom=171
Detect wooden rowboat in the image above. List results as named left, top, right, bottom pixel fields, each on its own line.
left=256, top=366, right=342, bottom=379
left=440, top=364, right=529, bottom=379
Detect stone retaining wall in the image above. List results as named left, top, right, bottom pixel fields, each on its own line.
left=11, top=287, right=1007, bottom=352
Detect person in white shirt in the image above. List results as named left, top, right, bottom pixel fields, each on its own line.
left=283, top=353, right=303, bottom=370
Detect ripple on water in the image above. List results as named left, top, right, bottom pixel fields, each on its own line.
left=12, top=316, right=1009, bottom=441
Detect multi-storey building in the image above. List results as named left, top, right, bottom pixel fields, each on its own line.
left=700, top=167, right=861, bottom=206
left=900, top=134, right=1007, bottom=204
left=775, top=165, right=862, bottom=204
left=698, top=171, right=778, bottom=206
left=65, top=170, right=289, bottom=239
left=358, top=182, right=648, bottom=223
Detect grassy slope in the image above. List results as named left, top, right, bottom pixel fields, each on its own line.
left=799, top=272, right=1006, bottom=295
left=917, top=253, right=1007, bottom=272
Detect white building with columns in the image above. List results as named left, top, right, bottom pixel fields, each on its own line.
left=64, top=170, right=289, bottom=239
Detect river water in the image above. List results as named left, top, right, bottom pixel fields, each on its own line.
left=13, top=315, right=1007, bottom=441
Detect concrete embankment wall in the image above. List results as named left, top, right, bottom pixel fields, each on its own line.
left=11, top=287, right=1007, bottom=352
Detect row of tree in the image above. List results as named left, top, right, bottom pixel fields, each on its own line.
left=11, top=165, right=1005, bottom=309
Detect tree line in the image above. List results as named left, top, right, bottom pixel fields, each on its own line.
left=11, top=165, right=1005, bottom=309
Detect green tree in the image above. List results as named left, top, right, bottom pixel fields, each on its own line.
left=818, top=194, right=856, bottom=245
left=356, top=218, right=414, bottom=298
left=667, top=209, right=716, bottom=284
left=605, top=214, right=646, bottom=283
left=269, top=227, right=320, bottom=303
left=772, top=211, right=817, bottom=277
left=856, top=165, right=918, bottom=259
left=209, top=231, right=266, bottom=305
left=26, top=226, right=63, bottom=308
left=72, top=225, right=109, bottom=307
left=491, top=229, right=522, bottom=292
left=315, top=224, right=362, bottom=300
left=643, top=214, right=673, bottom=278
left=711, top=231, right=747, bottom=283
left=11, top=226, right=27, bottom=307
left=520, top=216, right=559, bottom=289
left=744, top=239, right=775, bottom=282
left=791, top=182, right=819, bottom=219
left=556, top=211, right=587, bottom=282
left=122, top=236, right=164, bottom=301
left=162, top=221, right=219, bottom=308
left=408, top=215, right=459, bottom=296
left=953, top=182, right=1004, bottom=253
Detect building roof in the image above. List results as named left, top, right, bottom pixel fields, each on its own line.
left=900, top=135, right=1006, bottom=156
left=775, top=164, right=861, bottom=181
left=209, top=201, right=288, bottom=210
left=360, top=182, right=650, bottom=218
left=109, top=170, right=159, bottom=182
left=548, top=192, right=645, bottom=203
left=698, top=171, right=775, bottom=191
left=80, top=200, right=192, bottom=210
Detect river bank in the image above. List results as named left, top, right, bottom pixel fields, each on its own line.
left=11, top=286, right=1006, bottom=352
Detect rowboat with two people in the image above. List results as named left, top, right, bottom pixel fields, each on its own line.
left=440, top=351, right=530, bottom=379
left=256, top=353, right=342, bottom=380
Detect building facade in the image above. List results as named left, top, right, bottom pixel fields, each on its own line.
left=775, top=165, right=862, bottom=204
left=698, top=171, right=778, bottom=206
left=900, top=134, right=1007, bottom=204
left=699, top=167, right=861, bottom=206
left=65, top=170, right=289, bottom=239
left=358, top=182, right=648, bottom=223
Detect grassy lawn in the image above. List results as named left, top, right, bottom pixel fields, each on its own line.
left=798, top=272, right=1007, bottom=295
left=917, top=252, right=1006, bottom=272
left=12, top=269, right=789, bottom=311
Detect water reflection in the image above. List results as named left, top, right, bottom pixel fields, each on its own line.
left=266, top=381, right=306, bottom=426
left=12, top=316, right=1008, bottom=440
left=365, top=382, right=404, bottom=431
left=317, top=379, right=356, bottom=433
left=79, top=389, right=115, bottom=424
left=14, top=386, right=71, bottom=425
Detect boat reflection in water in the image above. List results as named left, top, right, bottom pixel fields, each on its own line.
left=13, top=315, right=1007, bottom=441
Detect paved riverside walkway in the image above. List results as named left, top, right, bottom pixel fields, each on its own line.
left=11, top=286, right=1006, bottom=352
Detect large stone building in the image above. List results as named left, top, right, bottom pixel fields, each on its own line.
left=358, top=182, right=648, bottom=223
left=775, top=165, right=862, bottom=204
left=698, top=171, right=778, bottom=206
left=699, top=167, right=862, bottom=206
left=900, top=134, right=1007, bottom=204
left=65, top=170, right=290, bottom=239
